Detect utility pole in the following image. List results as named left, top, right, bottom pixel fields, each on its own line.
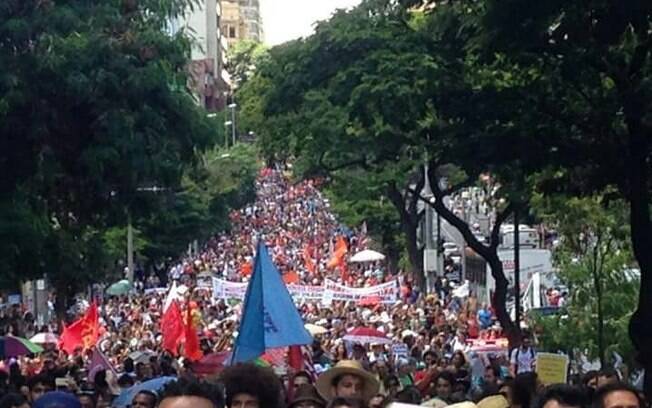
left=127, top=212, right=134, bottom=283
left=436, top=212, right=442, bottom=280
left=514, top=209, right=521, bottom=330
left=423, top=163, right=434, bottom=293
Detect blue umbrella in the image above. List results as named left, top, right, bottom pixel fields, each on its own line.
left=112, top=376, right=176, bottom=407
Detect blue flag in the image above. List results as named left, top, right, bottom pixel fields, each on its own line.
left=232, top=241, right=313, bottom=363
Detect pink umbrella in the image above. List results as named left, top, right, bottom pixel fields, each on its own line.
left=343, top=327, right=392, bottom=345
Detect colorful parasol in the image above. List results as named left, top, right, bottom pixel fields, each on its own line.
left=29, top=332, right=59, bottom=344
left=343, top=327, right=392, bottom=345
left=106, top=279, right=133, bottom=296
left=0, top=336, right=44, bottom=358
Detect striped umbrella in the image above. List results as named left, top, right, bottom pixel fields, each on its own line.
left=343, top=327, right=392, bottom=345
left=0, top=336, right=44, bottom=358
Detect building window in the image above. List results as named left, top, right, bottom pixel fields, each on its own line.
left=229, top=26, right=236, bottom=38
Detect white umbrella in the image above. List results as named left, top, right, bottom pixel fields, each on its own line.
left=30, top=332, right=59, bottom=344
left=349, top=249, right=386, bottom=263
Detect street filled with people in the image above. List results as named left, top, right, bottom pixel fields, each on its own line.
left=0, top=169, right=641, bottom=408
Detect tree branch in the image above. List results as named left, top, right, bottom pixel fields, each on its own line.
left=489, top=202, right=516, bottom=251
left=317, top=151, right=370, bottom=173
left=407, top=169, right=425, bottom=222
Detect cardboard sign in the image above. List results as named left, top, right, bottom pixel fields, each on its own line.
left=536, top=353, right=569, bottom=385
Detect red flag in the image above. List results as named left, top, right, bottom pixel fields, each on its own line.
left=58, top=302, right=100, bottom=354
left=80, top=302, right=100, bottom=349
left=303, top=245, right=316, bottom=274
left=183, top=301, right=203, bottom=361
left=283, top=271, right=299, bottom=284
left=161, top=300, right=184, bottom=356
left=240, top=261, right=253, bottom=277
left=59, top=320, right=83, bottom=355
left=288, top=345, right=316, bottom=380
left=326, top=237, right=348, bottom=269
left=288, top=345, right=317, bottom=401
left=288, top=345, right=303, bottom=371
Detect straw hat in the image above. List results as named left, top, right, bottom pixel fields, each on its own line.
left=477, top=395, right=509, bottom=408
left=447, top=402, right=478, bottom=408
left=289, top=384, right=326, bottom=408
left=315, top=360, right=380, bottom=402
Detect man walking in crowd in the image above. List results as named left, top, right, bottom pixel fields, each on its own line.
left=316, top=360, right=380, bottom=403
left=511, top=333, right=536, bottom=376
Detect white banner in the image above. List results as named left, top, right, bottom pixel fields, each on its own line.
left=323, top=279, right=399, bottom=303
left=212, top=278, right=398, bottom=304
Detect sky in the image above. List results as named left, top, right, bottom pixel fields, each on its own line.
left=261, top=0, right=362, bottom=46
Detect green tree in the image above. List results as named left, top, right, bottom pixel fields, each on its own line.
left=533, top=195, right=638, bottom=371
left=474, top=0, right=652, bottom=386
left=324, top=169, right=404, bottom=273
left=226, top=39, right=269, bottom=87
left=139, top=143, right=260, bottom=265
left=0, top=0, right=223, bottom=311
left=236, top=0, right=524, bottom=336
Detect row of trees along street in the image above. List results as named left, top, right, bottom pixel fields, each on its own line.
left=233, top=0, right=652, bottom=392
left=0, top=1, right=259, bottom=315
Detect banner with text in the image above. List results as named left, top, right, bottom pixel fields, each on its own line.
left=212, top=278, right=398, bottom=304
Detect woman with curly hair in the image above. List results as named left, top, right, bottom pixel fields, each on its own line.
left=220, top=363, right=283, bottom=408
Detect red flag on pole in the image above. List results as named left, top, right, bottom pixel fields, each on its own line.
left=326, top=237, right=348, bottom=269
left=161, top=300, right=184, bottom=356
left=58, top=302, right=100, bottom=354
left=303, top=245, right=316, bottom=274
left=183, top=301, right=203, bottom=361
left=80, top=302, right=99, bottom=350
left=288, top=345, right=303, bottom=371
left=59, top=320, right=83, bottom=355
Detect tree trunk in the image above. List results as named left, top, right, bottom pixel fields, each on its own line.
left=590, top=239, right=606, bottom=368
left=385, top=245, right=400, bottom=275
left=387, top=178, right=426, bottom=291
left=404, top=229, right=424, bottom=288
left=53, top=279, right=72, bottom=322
left=425, top=165, right=519, bottom=344
left=484, top=251, right=519, bottom=345
left=625, top=116, right=652, bottom=394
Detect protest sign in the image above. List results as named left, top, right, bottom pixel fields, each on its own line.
left=536, top=353, right=569, bottom=385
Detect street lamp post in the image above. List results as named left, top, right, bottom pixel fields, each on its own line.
left=224, top=120, right=232, bottom=148
left=228, top=102, right=237, bottom=145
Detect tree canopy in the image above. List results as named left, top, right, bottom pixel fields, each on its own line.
left=243, top=0, right=652, bottom=362
left=0, top=0, right=257, bottom=308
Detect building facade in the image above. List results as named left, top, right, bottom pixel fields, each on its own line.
left=173, top=0, right=230, bottom=111
left=220, top=0, right=263, bottom=46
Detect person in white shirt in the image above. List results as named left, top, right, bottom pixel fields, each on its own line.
left=510, top=334, right=536, bottom=376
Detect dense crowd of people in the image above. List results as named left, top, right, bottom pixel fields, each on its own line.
left=0, top=168, right=641, bottom=408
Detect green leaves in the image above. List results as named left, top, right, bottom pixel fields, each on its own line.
left=0, top=0, right=249, bottom=300
left=533, top=195, right=637, bottom=367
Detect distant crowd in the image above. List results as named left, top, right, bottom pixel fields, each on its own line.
left=0, top=168, right=640, bottom=408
